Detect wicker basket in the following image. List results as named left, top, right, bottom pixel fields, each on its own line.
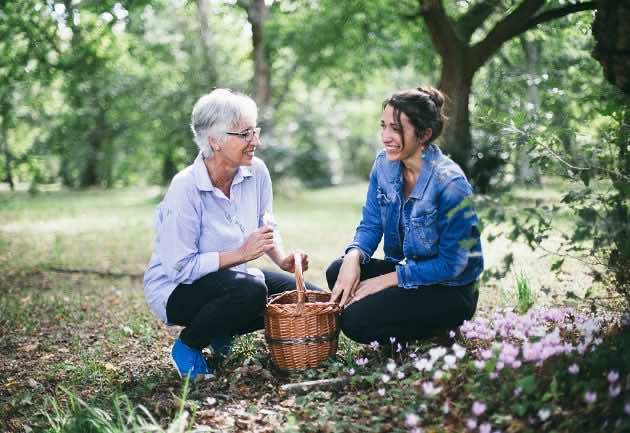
left=264, top=253, right=340, bottom=370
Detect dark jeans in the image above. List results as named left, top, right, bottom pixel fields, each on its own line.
left=166, top=268, right=321, bottom=349
left=326, top=258, right=479, bottom=344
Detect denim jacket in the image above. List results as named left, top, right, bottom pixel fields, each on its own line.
left=346, top=144, right=483, bottom=289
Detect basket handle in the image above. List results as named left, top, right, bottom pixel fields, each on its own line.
left=294, top=252, right=307, bottom=313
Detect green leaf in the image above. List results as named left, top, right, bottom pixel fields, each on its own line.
left=516, top=375, right=537, bottom=395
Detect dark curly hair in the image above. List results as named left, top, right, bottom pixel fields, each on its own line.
left=382, top=86, right=448, bottom=150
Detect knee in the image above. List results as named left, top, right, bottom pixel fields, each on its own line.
left=339, top=305, right=372, bottom=344
left=325, top=258, right=344, bottom=290
left=232, top=278, right=267, bottom=313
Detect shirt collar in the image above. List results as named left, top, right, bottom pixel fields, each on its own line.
left=192, top=152, right=254, bottom=192
left=384, top=143, right=441, bottom=199
left=409, top=143, right=440, bottom=199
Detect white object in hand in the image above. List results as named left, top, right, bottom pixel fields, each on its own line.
left=262, top=211, right=279, bottom=245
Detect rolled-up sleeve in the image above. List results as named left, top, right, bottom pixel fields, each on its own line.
left=155, top=181, right=219, bottom=284
left=345, top=162, right=383, bottom=263
left=396, top=177, right=478, bottom=288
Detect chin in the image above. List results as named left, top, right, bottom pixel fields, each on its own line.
left=384, top=150, right=402, bottom=161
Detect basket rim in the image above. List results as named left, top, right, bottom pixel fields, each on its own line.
left=266, top=288, right=333, bottom=306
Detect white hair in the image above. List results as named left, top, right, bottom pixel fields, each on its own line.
left=190, top=89, right=258, bottom=158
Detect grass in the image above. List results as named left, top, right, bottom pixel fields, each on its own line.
left=0, top=180, right=620, bottom=433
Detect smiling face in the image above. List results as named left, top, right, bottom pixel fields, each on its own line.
left=380, top=104, right=425, bottom=162
left=217, top=115, right=260, bottom=166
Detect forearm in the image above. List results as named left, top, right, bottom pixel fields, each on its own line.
left=265, top=244, right=286, bottom=268
left=218, top=248, right=247, bottom=269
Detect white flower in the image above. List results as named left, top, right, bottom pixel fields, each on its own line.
left=442, top=400, right=450, bottom=414
left=386, top=361, right=396, bottom=372
left=377, top=388, right=385, bottom=396
left=405, top=413, right=420, bottom=427
left=538, top=408, right=551, bottom=421
left=466, top=418, right=477, bottom=430
left=381, top=374, right=390, bottom=383
left=397, top=371, right=405, bottom=380
left=443, top=355, right=457, bottom=369
left=479, top=422, right=492, bottom=433
left=568, top=363, right=579, bottom=374
left=433, top=370, right=444, bottom=381
left=421, top=381, right=442, bottom=397
left=429, top=347, right=447, bottom=361
left=452, top=343, right=466, bottom=359
left=347, top=368, right=355, bottom=376
left=607, top=370, right=620, bottom=383
left=609, top=385, right=621, bottom=398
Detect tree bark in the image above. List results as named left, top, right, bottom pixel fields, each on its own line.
left=438, top=67, right=474, bottom=172
left=196, top=0, right=219, bottom=85
left=1, top=104, right=14, bottom=191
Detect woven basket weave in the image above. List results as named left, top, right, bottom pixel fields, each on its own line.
left=264, top=253, right=340, bottom=370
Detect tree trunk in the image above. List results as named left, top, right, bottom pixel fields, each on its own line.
left=1, top=109, right=14, bottom=191
left=249, top=0, right=271, bottom=108
left=195, top=0, right=219, bottom=85
left=516, top=35, right=541, bottom=184
left=439, top=68, right=474, bottom=174
left=80, top=108, right=107, bottom=187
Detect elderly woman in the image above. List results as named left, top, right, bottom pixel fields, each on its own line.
left=144, top=89, right=320, bottom=380
left=328, top=86, right=483, bottom=345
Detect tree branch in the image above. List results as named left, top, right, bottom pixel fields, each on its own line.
left=455, top=0, right=500, bottom=43
left=418, top=0, right=464, bottom=59
left=524, top=1, right=597, bottom=33
left=471, top=1, right=597, bottom=70
left=470, top=0, right=544, bottom=69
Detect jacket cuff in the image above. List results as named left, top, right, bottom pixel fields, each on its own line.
left=344, top=245, right=370, bottom=264
left=396, top=264, right=421, bottom=289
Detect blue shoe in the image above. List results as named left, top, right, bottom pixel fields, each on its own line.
left=209, top=335, right=234, bottom=358
left=170, top=339, right=213, bottom=380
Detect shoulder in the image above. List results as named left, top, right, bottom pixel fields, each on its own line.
left=251, top=156, right=270, bottom=175
left=164, top=165, right=198, bottom=206
left=431, top=152, right=470, bottom=192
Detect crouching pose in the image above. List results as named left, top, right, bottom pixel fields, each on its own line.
left=328, top=86, right=483, bottom=344
left=144, top=89, right=320, bottom=380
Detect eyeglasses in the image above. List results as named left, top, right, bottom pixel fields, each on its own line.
left=225, top=127, right=261, bottom=143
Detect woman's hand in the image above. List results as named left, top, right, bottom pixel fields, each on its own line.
left=347, top=272, right=398, bottom=306
left=331, top=250, right=362, bottom=307
left=239, top=225, right=275, bottom=262
left=278, top=251, right=309, bottom=273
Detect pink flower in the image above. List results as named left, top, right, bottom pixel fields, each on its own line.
left=479, top=422, right=492, bottom=433
left=474, top=360, right=486, bottom=370
left=568, top=363, right=579, bottom=374
left=625, top=402, right=630, bottom=415
left=584, top=391, right=597, bottom=404
left=355, top=357, right=368, bottom=367
left=377, top=388, right=385, bottom=396
left=472, top=401, right=487, bottom=416
left=421, top=381, right=442, bottom=397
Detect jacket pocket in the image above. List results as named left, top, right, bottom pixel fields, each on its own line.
left=410, top=209, right=439, bottom=250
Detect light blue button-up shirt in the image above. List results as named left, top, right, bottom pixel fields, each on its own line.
left=144, top=152, right=275, bottom=323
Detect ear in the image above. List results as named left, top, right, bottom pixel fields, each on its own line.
left=418, top=128, right=433, bottom=145
left=208, top=136, right=221, bottom=152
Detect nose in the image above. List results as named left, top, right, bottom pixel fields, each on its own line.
left=381, top=127, right=394, bottom=143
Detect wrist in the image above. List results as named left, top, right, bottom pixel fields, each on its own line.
left=345, top=249, right=362, bottom=264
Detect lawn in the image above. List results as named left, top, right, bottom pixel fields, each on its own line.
left=0, top=182, right=627, bottom=433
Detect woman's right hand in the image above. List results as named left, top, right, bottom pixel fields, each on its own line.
left=331, top=250, right=362, bottom=307
left=239, top=225, right=275, bottom=262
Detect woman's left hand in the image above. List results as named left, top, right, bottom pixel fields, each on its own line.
left=347, top=273, right=397, bottom=306
left=279, top=251, right=309, bottom=273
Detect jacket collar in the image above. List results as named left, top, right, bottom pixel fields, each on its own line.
left=192, top=152, right=253, bottom=192
left=385, top=143, right=441, bottom=200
